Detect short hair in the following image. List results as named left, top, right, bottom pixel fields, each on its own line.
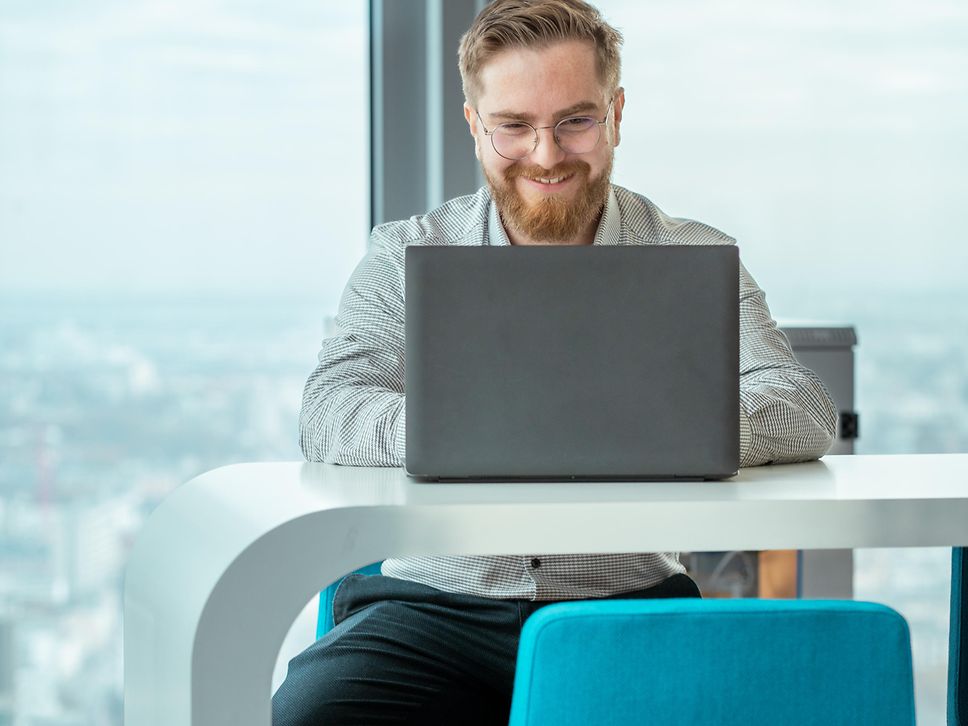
left=458, top=0, right=624, bottom=107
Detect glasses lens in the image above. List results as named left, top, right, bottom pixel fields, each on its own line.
left=492, top=123, right=537, bottom=160
left=555, top=117, right=601, bottom=154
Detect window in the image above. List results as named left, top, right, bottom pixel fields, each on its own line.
left=0, top=3, right=368, bottom=722
left=599, top=2, right=968, bottom=722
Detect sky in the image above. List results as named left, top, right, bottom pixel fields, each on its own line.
left=1, top=0, right=966, bottom=316
left=0, top=1, right=369, bottom=313
left=602, top=0, right=968, bottom=306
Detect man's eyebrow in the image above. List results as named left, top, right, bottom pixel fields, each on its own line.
left=487, top=100, right=602, bottom=123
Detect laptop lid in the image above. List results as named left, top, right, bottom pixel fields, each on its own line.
left=405, top=245, right=739, bottom=481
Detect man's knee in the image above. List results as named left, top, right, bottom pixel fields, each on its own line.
left=272, top=636, right=341, bottom=724
left=271, top=603, right=426, bottom=725
left=271, top=603, right=374, bottom=722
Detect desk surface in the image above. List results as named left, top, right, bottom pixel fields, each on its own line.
left=123, top=454, right=968, bottom=726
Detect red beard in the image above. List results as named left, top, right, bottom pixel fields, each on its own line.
left=485, top=156, right=612, bottom=243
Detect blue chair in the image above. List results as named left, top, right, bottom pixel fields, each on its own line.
left=509, top=598, right=915, bottom=726
left=315, top=561, right=383, bottom=639
left=952, top=547, right=967, bottom=726
left=316, top=554, right=966, bottom=725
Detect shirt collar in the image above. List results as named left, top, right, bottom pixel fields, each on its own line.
left=487, top=201, right=512, bottom=246
left=486, top=186, right=621, bottom=247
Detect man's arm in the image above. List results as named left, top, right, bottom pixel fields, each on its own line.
left=738, top=262, right=837, bottom=466
left=299, top=240, right=406, bottom=466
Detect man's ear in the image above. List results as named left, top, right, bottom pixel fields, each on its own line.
left=464, top=102, right=482, bottom=161
left=611, top=87, right=625, bottom=148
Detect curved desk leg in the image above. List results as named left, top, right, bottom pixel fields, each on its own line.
left=951, top=547, right=966, bottom=726
left=124, top=506, right=395, bottom=726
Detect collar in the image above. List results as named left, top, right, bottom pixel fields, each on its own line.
left=486, top=186, right=621, bottom=247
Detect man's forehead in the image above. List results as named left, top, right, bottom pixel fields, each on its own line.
left=475, top=40, right=607, bottom=114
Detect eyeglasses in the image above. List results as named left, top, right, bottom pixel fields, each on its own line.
left=476, top=100, right=614, bottom=161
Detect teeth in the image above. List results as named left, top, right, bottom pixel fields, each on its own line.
left=536, top=176, right=566, bottom=184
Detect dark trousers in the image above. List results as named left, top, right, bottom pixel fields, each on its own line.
left=272, top=573, right=700, bottom=725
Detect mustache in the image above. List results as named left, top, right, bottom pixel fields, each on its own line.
left=504, top=160, right=592, bottom=182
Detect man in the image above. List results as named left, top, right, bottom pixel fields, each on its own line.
left=274, top=1, right=837, bottom=723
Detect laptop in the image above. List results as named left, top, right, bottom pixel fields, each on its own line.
left=404, top=245, right=739, bottom=481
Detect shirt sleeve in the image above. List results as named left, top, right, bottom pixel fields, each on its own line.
left=738, top=261, right=837, bottom=466
left=298, top=237, right=407, bottom=466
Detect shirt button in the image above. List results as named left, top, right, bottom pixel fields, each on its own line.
left=530, top=558, right=541, bottom=569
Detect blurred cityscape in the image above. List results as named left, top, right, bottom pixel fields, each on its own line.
left=0, top=295, right=319, bottom=725
left=0, top=290, right=966, bottom=725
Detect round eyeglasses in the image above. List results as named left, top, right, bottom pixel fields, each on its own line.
left=476, top=100, right=614, bottom=161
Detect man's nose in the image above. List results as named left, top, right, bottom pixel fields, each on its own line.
left=527, top=126, right=566, bottom=170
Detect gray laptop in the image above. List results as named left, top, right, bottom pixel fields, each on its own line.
left=405, top=245, right=739, bottom=481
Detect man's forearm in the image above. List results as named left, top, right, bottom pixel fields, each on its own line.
left=739, top=363, right=837, bottom=467
left=737, top=263, right=838, bottom=467
left=299, top=376, right=405, bottom=466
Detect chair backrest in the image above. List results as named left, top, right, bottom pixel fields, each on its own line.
left=315, top=562, right=383, bottom=640
left=952, top=547, right=967, bottom=726
left=509, top=598, right=915, bottom=726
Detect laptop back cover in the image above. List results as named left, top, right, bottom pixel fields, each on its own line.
left=405, top=245, right=739, bottom=480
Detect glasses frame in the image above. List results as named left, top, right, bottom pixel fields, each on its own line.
left=475, top=99, right=615, bottom=161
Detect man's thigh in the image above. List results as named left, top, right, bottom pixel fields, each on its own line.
left=271, top=572, right=702, bottom=725
left=272, top=590, right=520, bottom=726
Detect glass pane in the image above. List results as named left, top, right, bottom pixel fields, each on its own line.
left=0, top=2, right=368, bottom=723
left=599, top=2, right=967, bottom=723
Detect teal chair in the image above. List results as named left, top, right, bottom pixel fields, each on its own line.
left=316, top=564, right=968, bottom=726
left=316, top=553, right=966, bottom=724
left=952, top=547, right=967, bottom=726
left=315, top=561, right=383, bottom=639
left=508, top=598, right=915, bottom=726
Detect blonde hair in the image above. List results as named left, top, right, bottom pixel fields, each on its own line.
left=458, top=0, right=623, bottom=106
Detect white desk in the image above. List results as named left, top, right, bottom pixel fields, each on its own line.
left=123, top=454, right=968, bottom=726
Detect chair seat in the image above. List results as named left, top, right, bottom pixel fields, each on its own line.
left=509, top=598, right=915, bottom=726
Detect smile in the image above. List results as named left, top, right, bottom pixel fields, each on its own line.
left=522, top=174, right=575, bottom=190
left=535, top=175, right=569, bottom=184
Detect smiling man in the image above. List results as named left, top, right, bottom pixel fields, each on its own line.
left=275, top=1, right=836, bottom=724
